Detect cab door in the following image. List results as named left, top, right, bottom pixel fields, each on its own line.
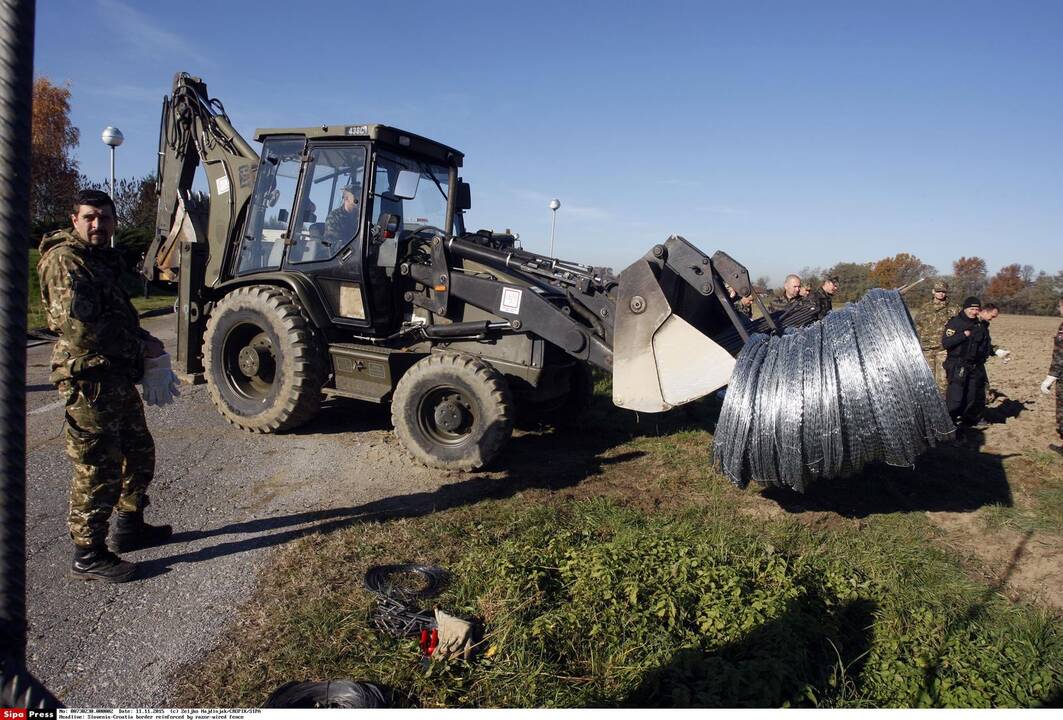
left=283, top=143, right=371, bottom=326
left=234, top=136, right=304, bottom=274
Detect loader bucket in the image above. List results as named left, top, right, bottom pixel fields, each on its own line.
left=611, top=237, right=749, bottom=413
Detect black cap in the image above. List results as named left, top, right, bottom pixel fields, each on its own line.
left=826, top=275, right=840, bottom=284
left=962, top=296, right=981, bottom=309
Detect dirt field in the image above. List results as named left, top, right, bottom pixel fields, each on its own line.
left=931, top=313, right=1063, bottom=609
left=742, top=313, right=1063, bottom=610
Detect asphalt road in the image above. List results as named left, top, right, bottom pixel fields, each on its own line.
left=23, top=313, right=455, bottom=707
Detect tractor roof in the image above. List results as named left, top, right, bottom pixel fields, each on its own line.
left=254, top=124, right=463, bottom=167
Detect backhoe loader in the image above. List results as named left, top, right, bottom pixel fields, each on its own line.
left=145, top=73, right=786, bottom=470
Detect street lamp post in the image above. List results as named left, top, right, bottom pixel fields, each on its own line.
left=101, top=126, right=124, bottom=248
left=548, top=198, right=560, bottom=257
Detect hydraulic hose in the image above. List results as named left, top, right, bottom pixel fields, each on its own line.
left=0, top=0, right=61, bottom=707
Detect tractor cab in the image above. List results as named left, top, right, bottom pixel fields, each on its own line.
left=234, top=125, right=469, bottom=334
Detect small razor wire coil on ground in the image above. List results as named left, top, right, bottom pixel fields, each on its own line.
left=714, top=289, right=955, bottom=491
left=363, top=564, right=448, bottom=638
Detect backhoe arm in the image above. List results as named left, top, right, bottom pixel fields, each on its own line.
left=145, top=73, right=259, bottom=288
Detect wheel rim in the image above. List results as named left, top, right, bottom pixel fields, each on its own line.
left=417, top=386, right=476, bottom=446
left=222, top=322, right=277, bottom=402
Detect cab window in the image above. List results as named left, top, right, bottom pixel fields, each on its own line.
left=237, top=137, right=302, bottom=273
left=289, top=145, right=367, bottom=264
left=372, top=151, right=450, bottom=234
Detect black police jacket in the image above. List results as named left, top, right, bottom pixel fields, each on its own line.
left=941, top=312, right=988, bottom=365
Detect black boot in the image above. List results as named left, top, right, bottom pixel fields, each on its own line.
left=71, top=546, right=137, bottom=583
left=110, top=509, right=173, bottom=553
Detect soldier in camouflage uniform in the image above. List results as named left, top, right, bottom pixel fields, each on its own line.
left=324, top=184, right=361, bottom=246
left=38, top=190, right=174, bottom=583
left=913, top=280, right=958, bottom=390
left=1042, top=296, right=1063, bottom=455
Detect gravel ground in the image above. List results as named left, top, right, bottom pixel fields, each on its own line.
left=23, top=314, right=443, bottom=707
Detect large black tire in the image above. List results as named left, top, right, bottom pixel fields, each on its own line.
left=202, top=285, right=324, bottom=433
left=391, top=351, right=514, bottom=471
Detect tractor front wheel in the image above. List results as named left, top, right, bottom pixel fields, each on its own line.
left=202, top=285, right=324, bottom=433
left=391, top=352, right=514, bottom=471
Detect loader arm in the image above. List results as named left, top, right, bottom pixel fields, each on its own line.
left=144, top=73, right=259, bottom=288
left=405, top=233, right=753, bottom=413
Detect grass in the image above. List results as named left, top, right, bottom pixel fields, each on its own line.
left=170, top=387, right=1063, bottom=708
left=980, top=450, right=1063, bottom=535
left=28, top=248, right=175, bottom=330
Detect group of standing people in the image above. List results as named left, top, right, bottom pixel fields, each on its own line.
left=768, top=273, right=840, bottom=321
left=726, top=273, right=840, bottom=322
left=913, top=281, right=1063, bottom=455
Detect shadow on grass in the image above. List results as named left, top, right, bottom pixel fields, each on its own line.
left=622, top=598, right=877, bottom=708
left=760, top=430, right=1014, bottom=517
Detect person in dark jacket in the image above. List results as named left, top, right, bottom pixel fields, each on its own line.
left=941, top=296, right=990, bottom=429
left=810, top=276, right=838, bottom=320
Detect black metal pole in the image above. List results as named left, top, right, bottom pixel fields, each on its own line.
left=0, top=0, right=62, bottom=707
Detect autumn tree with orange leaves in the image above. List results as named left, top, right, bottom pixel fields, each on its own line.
left=868, top=253, right=934, bottom=289
left=986, top=263, right=1027, bottom=301
left=31, top=77, right=81, bottom=225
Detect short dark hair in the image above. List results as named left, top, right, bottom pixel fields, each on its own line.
left=981, top=302, right=998, bottom=312
left=72, top=189, right=116, bottom=217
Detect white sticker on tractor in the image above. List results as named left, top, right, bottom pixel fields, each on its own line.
left=215, top=175, right=230, bottom=195
left=500, top=287, right=523, bottom=314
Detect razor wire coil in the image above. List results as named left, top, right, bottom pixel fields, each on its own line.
left=714, top=289, right=955, bottom=492
left=363, top=564, right=448, bottom=638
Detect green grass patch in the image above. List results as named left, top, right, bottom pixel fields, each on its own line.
left=981, top=451, right=1063, bottom=535
left=174, top=480, right=1063, bottom=707
left=28, top=248, right=175, bottom=330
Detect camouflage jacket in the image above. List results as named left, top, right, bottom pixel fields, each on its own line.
left=913, top=298, right=957, bottom=351
left=324, top=206, right=359, bottom=245
left=37, top=228, right=148, bottom=384
left=810, top=287, right=833, bottom=320
left=1051, top=320, right=1063, bottom=378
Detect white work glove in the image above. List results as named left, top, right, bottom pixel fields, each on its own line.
left=994, top=348, right=1010, bottom=359
left=432, top=608, right=475, bottom=661
left=1042, top=375, right=1058, bottom=395
left=140, top=352, right=181, bottom=407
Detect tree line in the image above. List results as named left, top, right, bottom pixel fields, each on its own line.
left=787, top=253, right=1062, bottom=317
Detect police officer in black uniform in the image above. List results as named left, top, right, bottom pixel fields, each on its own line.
left=941, top=296, right=991, bottom=429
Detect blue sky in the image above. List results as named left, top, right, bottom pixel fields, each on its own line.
left=36, top=0, right=1063, bottom=284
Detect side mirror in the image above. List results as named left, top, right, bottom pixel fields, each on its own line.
left=277, top=208, right=289, bottom=224
left=393, top=170, right=420, bottom=200
left=456, top=181, right=471, bottom=211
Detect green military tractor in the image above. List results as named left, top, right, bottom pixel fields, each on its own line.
left=146, top=73, right=767, bottom=470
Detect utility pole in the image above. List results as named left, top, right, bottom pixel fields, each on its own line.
left=548, top=198, right=560, bottom=257
left=101, top=126, right=124, bottom=248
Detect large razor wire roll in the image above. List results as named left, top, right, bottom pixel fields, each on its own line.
left=713, top=289, right=956, bottom=491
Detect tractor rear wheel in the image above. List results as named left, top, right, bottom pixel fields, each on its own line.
left=391, top=352, right=514, bottom=471
left=203, top=285, right=324, bottom=433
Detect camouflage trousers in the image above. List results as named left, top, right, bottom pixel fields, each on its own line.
left=1057, top=383, right=1062, bottom=440
left=58, top=375, right=155, bottom=548
left=923, top=349, right=947, bottom=392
